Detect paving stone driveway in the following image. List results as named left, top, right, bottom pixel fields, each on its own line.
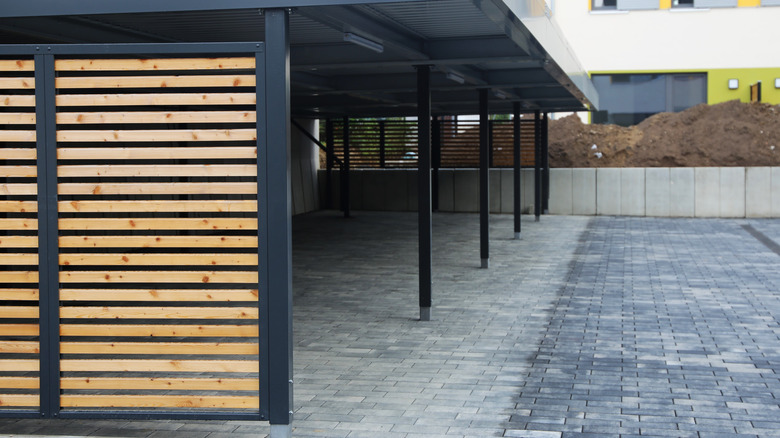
left=2, top=213, right=780, bottom=437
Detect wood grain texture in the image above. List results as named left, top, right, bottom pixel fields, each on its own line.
left=0, top=184, right=37, bottom=196
left=0, top=218, right=37, bottom=229
left=0, top=236, right=38, bottom=248
left=0, top=200, right=38, bottom=213
left=56, top=93, right=255, bottom=107
left=58, top=182, right=256, bottom=195
left=60, top=324, right=257, bottom=337
left=60, top=253, right=257, bottom=266
left=58, top=235, right=257, bottom=248
left=0, top=289, right=39, bottom=300
left=57, top=128, right=256, bottom=142
left=59, top=271, right=258, bottom=284
left=60, top=342, right=258, bottom=355
left=57, top=111, right=255, bottom=124
left=56, top=75, right=255, bottom=89
left=60, top=359, right=257, bottom=373
left=0, top=95, right=35, bottom=107
left=0, top=148, right=36, bottom=159
left=0, top=130, right=35, bottom=141
left=55, top=57, right=255, bottom=72
left=60, top=394, right=258, bottom=409
left=0, top=272, right=38, bottom=283
left=0, top=359, right=39, bottom=372
left=59, top=307, right=258, bottom=320
left=0, top=377, right=38, bottom=389
left=0, top=78, right=34, bottom=89
left=59, top=288, right=258, bottom=302
left=0, top=324, right=39, bottom=336
left=58, top=217, right=257, bottom=230
left=0, top=253, right=38, bottom=265
left=59, top=200, right=257, bottom=213
left=58, top=146, right=256, bottom=160
left=0, top=166, right=36, bottom=177
left=0, top=113, right=35, bottom=124
left=58, top=164, right=256, bottom=177
left=0, top=306, right=37, bottom=319
left=0, top=341, right=39, bottom=354
left=0, top=60, right=34, bottom=72
left=60, top=377, right=258, bottom=391
left=0, top=394, right=39, bottom=407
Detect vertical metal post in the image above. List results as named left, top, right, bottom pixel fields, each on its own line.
left=325, top=119, right=334, bottom=209
left=379, top=119, right=386, bottom=169
left=534, top=110, right=542, bottom=222
left=416, top=65, right=432, bottom=322
left=479, top=89, right=489, bottom=269
left=432, top=117, right=441, bottom=212
left=341, top=116, right=350, bottom=218
left=542, top=112, right=550, bottom=214
left=513, top=102, right=522, bottom=240
left=488, top=119, right=494, bottom=168
left=264, top=9, right=293, bottom=437
left=35, top=52, right=59, bottom=419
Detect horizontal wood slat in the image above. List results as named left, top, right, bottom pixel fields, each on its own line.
left=0, top=60, right=34, bottom=72
left=56, top=75, right=255, bottom=89
left=56, top=93, right=255, bottom=107
left=0, top=113, right=35, bottom=124
left=0, top=359, right=39, bottom=372
left=0, top=130, right=35, bottom=142
left=0, top=166, right=36, bottom=178
left=57, top=111, right=255, bottom=124
left=0, top=394, right=39, bottom=407
left=60, top=324, right=257, bottom=337
left=0, top=78, right=34, bottom=89
left=0, top=254, right=38, bottom=265
left=59, top=271, right=258, bottom=284
left=60, top=342, right=258, bottom=355
left=0, top=377, right=38, bottom=389
left=0, top=148, right=36, bottom=160
left=58, top=182, right=256, bottom=195
left=0, top=341, right=39, bottom=354
left=58, top=147, right=256, bottom=160
left=0, top=306, right=38, bottom=319
left=61, top=377, right=257, bottom=391
left=0, top=201, right=37, bottom=213
left=60, top=307, right=258, bottom=320
left=0, top=218, right=37, bottom=230
left=59, top=289, right=258, bottom=302
left=58, top=164, right=256, bottom=178
left=58, top=217, right=256, bottom=230
left=60, top=359, right=257, bottom=373
left=60, top=394, right=258, bottom=409
left=0, top=271, right=38, bottom=283
left=0, top=289, right=39, bottom=300
left=55, top=57, right=255, bottom=72
left=0, top=236, right=38, bottom=248
left=60, top=253, right=257, bottom=266
left=59, top=200, right=257, bottom=213
left=0, top=184, right=37, bottom=196
left=0, top=324, right=38, bottom=336
left=59, top=235, right=257, bottom=248
left=57, top=129, right=256, bottom=142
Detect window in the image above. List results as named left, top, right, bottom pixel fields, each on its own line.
left=592, top=0, right=617, bottom=9
left=672, top=0, right=694, bottom=6
left=591, top=73, right=707, bottom=126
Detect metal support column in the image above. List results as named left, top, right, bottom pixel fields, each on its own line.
left=341, top=116, right=350, bottom=218
left=432, top=117, right=441, bottom=212
left=479, top=89, right=490, bottom=269
left=542, top=112, right=550, bottom=214
left=325, top=119, right=334, bottom=209
left=417, top=65, right=432, bottom=321
left=513, top=102, right=522, bottom=240
left=264, top=9, right=293, bottom=438
left=534, top=110, right=541, bottom=222
left=379, top=119, right=386, bottom=168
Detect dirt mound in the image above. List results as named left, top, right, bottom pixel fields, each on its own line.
left=549, top=100, right=780, bottom=167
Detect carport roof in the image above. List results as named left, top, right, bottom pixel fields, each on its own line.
left=0, top=0, right=598, bottom=117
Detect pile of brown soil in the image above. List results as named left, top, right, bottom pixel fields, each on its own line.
left=548, top=100, right=780, bottom=167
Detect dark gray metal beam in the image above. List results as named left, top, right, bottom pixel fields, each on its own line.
left=417, top=65, right=432, bottom=322
left=0, top=17, right=173, bottom=43
left=533, top=109, right=542, bottom=223
left=479, top=88, right=490, bottom=269
left=513, top=102, right=521, bottom=240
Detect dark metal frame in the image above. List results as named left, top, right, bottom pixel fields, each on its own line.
left=533, top=110, right=542, bottom=222
left=416, top=65, right=432, bottom=321
left=512, top=102, right=521, bottom=239
left=479, top=89, right=490, bottom=269
left=0, top=39, right=292, bottom=424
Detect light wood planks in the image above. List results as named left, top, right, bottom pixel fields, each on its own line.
left=56, top=75, right=255, bottom=89
left=0, top=236, right=38, bottom=248
left=0, top=113, right=35, bottom=124
left=0, top=306, right=37, bottom=319
left=59, top=200, right=256, bottom=213
left=0, top=341, right=40, bottom=354
left=60, top=359, right=256, bottom=373
left=58, top=146, right=256, bottom=160
left=61, top=377, right=257, bottom=391
left=58, top=164, right=256, bottom=177
left=0, top=359, right=39, bottom=372
left=59, top=271, right=258, bottom=284
left=0, top=166, right=36, bottom=178
left=0, top=95, right=35, bottom=107
left=57, top=128, right=256, bottom=142
left=0, top=201, right=37, bottom=213
left=59, top=235, right=257, bottom=248
left=0, top=184, right=37, bottom=196
left=0, top=289, right=39, bottom=300
left=60, top=324, right=257, bottom=337
left=60, top=253, right=257, bottom=266
left=0, top=218, right=37, bottom=230
left=58, top=217, right=256, bottom=230
left=60, top=342, right=258, bottom=355
left=60, top=394, right=258, bottom=409
left=57, top=111, right=255, bottom=124
left=0, top=148, right=36, bottom=160
left=0, top=254, right=38, bottom=265
left=0, top=377, right=38, bottom=389
left=0, top=78, right=34, bottom=89
left=60, top=307, right=257, bottom=320
left=56, top=93, right=255, bottom=107
left=0, top=60, right=34, bottom=72
left=0, top=272, right=38, bottom=283
left=58, top=182, right=256, bottom=195
left=56, top=57, right=255, bottom=72
left=0, top=394, right=39, bottom=407
left=0, top=130, right=35, bottom=142
left=59, top=288, right=258, bottom=302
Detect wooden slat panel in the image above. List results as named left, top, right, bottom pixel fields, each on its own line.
left=56, top=57, right=255, bottom=72
left=0, top=148, right=36, bottom=159
left=59, top=200, right=256, bottom=213
left=0, top=78, right=34, bottom=89
left=0, top=307, right=38, bottom=318
left=0, top=130, right=35, bottom=141
left=0, top=289, right=39, bottom=300
left=0, top=395, right=39, bottom=407
left=57, top=111, right=255, bottom=124
left=60, top=394, right=258, bottom=409
left=0, top=201, right=37, bottom=213
left=0, top=254, right=38, bottom=265
left=0, top=166, right=36, bottom=178
left=58, top=182, right=256, bottom=195
left=59, top=288, right=258, bottom=302
left=59, top=235, right=257, bottom=248
left=0, top=359, right=39, bottom=372
left=0, top=184, right=37, bottom=195
left=0, top=324, right=39, bottom=336
left=58, top=217, right=256, bottom=230
left=60, top=360, right=257, bottom=373
left=57, top=129, right=256, bottom=142
left=0, top=95, right=35, bottom=107
left=56, top=75, right=255, bottom=89
left=60, top=342, right=258, bottom=355
left=58, top=164, right=256, bottom=177
left=0, top=272, right=38, bottom=283
left=0, top=236, right=38, bottom=248
left=60, top=324, right=257, bottom=337
left=56, top=93, right=255, bottom=107
left=0, top=341, right=39, bottom=354
left=58, top=146, right=256, bottom=160
left=0, top=113, right=35, bottom=124
left=0, top=218, right=37, bottom=230
left=59, top=271, right=258, bottom=284
left=60, top=307, right=257, bottom=319
left=0, top=377, right=38, bottom=389
left=0, top=60, right=34, bottom=72
left=61, top=377, right=257, bottom=391
left=60, top=253, right=257, bottom=266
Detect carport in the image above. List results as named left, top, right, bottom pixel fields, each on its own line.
left=0, top=1, right=596, bottom=437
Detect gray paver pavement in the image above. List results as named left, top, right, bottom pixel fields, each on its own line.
left=2, top=213, right=780, bottom=437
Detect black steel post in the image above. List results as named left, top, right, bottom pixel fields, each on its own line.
left=264, top=9, right=293, bottom=436
left=534, top=110, right=542, bottom=222
left=342, top=116, right=350, bottom=218
left=325, top=119, right=334, bottom=209
left=379, top=119, right=386, bottom=168
left=542, top=112, right=550, bottom=214
left=416, top=65, right=432, bottom=321
left=479, top=89, right=490, bottom=269
left=432, top=117, right=441, bottom=212
left=513, top=102, right=521, bottom=240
